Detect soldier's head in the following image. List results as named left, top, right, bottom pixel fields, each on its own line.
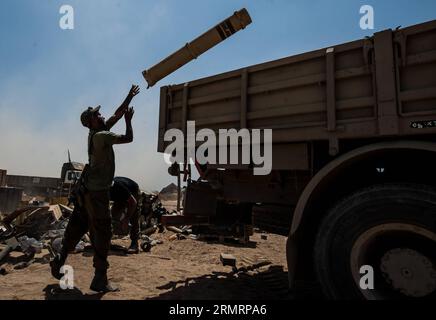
left=80, top=106, right=105, bottom=130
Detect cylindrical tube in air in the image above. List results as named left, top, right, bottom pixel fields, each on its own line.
left=142, top=8, right=252, bottom=88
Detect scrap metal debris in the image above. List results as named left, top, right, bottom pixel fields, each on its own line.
left=140, top=235, right=163, bottom=252
left=0, top=189, right=212, bottom=274
left=18, top=236, right=43, bottom=256
left=0, top=204, right=85, bottom=271
left=166, top=226, right=183, bottom=234
left=0, top=237, right=19, bottom=262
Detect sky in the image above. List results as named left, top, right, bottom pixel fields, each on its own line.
left=0, top=0, right=435, bottom=191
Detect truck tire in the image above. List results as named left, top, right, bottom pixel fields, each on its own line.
left=314, top=183, right=436, bottom=300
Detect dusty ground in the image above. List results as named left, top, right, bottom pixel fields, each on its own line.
left=0, top=230, right=290, bottom=300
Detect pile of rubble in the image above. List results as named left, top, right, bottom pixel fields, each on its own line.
left=1, top=193, right=258, bottom=275
left=0, top=195, right=176, bottom=273
left=0, top=204, right=78, bottom=274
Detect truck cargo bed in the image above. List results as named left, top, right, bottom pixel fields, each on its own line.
left=158, top=19, right=436, bottom=155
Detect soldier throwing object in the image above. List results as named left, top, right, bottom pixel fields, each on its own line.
left=50, top=85, right=140, bottom=293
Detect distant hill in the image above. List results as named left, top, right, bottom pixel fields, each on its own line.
left=159, top=183, right=178, bottom=195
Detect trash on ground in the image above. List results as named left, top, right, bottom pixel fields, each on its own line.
left=166, top=226, right=183, bottom=234
left=74, top=240, right=86, bottom=253
left=50, top=237, right=63, bottom=254
left=140, top=235, right=163, bottom=252
left=176, top=233, right=187, bottom=240
left=14, top=260, right=35, bottom=270
left=142, top=225, right=158, bottom=236
left=18, top=236, right=43, bottom=256
left=220, top=253, right=237, bottom=267
left=0, top=237, right=20, bottom=262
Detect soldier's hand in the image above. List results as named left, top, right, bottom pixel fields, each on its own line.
left=128, top=85, right=140, bottom=98
left=125, top=107, right=135, bottom=121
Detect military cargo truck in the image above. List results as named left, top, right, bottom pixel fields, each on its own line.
left=157, top=19, right=436, bottom=299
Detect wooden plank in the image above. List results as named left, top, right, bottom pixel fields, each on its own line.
left=48, top=205, right=62, bottom=221
left=58, top=204, right=73, bottom=214
left=220, top=253, right=237, bottom=267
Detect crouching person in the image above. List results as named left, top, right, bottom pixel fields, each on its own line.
left=110, top=176, right=141, bottom=254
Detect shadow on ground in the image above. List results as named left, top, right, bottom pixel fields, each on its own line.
left=43, top=284, right=105, bottom=300
left=41, top=265, right=323, bottom=300
left=148, top=265, right=298, bottom=300
left=81, top=243, right=128, bottom=258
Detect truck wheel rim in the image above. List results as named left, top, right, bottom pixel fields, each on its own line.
left=350, top=223, right=436, bottom=299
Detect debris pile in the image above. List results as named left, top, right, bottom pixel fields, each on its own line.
left=0, top=204, right=78, bottom=271
left=1, top=191, right=261, bottom=276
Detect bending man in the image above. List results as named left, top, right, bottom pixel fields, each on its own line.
left=110, top=176, right=141, bottom=254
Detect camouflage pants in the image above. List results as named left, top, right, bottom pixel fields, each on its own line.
left=62, top=190, right=112, bottom=273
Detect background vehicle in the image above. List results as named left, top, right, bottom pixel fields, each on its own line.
left=60, top=154, right=84, bottom=198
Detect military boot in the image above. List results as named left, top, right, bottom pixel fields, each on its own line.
left=127, top=240, right=139, bottom=254
left=90, top=271, right=120, bottom=293
left=49, top=250, right=67, bottom=280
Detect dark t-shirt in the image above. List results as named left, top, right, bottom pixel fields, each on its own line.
left=110, top=177, right=139, bottom=203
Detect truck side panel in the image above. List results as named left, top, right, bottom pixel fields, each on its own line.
left=158, top=19, right=436, bottom=160
left=159, top=39, right=376, bottom=150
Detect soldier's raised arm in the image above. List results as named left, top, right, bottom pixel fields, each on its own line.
left=105, top=85, right=140, bottom=130
left=112, top=107, right=134, bottom=145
